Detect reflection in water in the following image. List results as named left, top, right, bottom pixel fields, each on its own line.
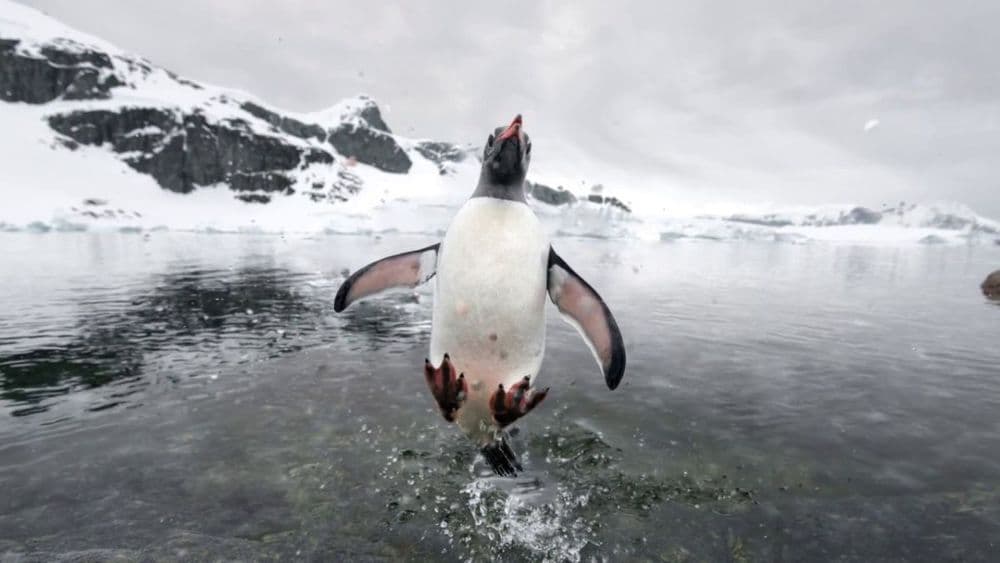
left=0, top=236, right=435, bottom=421
left=1, top=233, right=1000, bottom=561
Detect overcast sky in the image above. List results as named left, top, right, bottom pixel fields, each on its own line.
left=20, top=0, right=1000, bottom=215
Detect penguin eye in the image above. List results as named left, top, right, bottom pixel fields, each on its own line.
left=487, top=134, right=494, bottom=147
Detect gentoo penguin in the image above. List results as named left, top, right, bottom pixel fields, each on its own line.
left=334, top=115, right=626, bottom=476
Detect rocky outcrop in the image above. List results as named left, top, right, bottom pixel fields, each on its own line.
left=845, top=207, right=882, bottom=224
left=240, top=101, right=326, bottom=141
left=48, top=108, right=328, bottom=196
left=586, top=194, right=632, bottom=213
left=727, top=214, right=794, bottom=228
left=327, top=123, right=411, bottom=173
left=353, top=100, right=391, bottom=133
left=526, top=181, right=576, bottom=206
left=414, top=141, right=468, bottom=175
left=0, top=37, right=125, bottom=102
left=731, top=207, right=882, bottom=228
left=982, top=270, right=1000, bottom=299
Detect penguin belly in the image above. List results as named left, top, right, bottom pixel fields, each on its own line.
left=429, top=198, right=549, bottom=444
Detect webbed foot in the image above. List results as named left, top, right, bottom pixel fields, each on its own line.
left=490, top=375, right=549, bottom=428
left=424, top=354, right=467, bottom=422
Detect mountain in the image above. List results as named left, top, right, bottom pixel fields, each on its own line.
left=1, top=0, right=997, bottom=245
left=0, top=0, right=492, bottom=231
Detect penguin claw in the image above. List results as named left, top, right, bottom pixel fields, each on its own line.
left=424, top=354, right=467, bottom=422
left=490, top=375, right=549, bottom=428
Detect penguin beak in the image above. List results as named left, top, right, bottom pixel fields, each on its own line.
left=497, top=114, right=523, bottom=143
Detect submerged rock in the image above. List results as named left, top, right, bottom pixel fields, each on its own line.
left=982, top=270, right=1000, bottom=299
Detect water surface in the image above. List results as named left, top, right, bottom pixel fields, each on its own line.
left=1, top=233, right=999, bottom=561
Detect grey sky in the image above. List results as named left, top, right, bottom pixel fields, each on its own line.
left=20, top=0, right=1000, bottom=215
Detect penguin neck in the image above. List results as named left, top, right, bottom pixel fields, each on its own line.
left=471, top=177, right=527, bottom=203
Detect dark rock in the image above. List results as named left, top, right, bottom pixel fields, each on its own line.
left=39, top=44, right=113, bottom=69
left=605, top=196, right=632, bottom=214
left=241, top=101, right=326, bottom=141
left=235, top=194, right=271, bottom=204
left=229, top=172, right=294, bottom=194
left=726, top=214, right=795, bottom=228
left=0, top=39, right=125, bottom=102
left=526, top=181, right=576, bottom=206
left=49, top=108, right=307, bottom=194
left=354, top=99, right=391, bottom=133
left=414, top=141, right=467, bottom=164
left=333, top=169, right=363, bottom=195
left=55, top=137, right=79, bottom=150
left=165, top=70, right=202, bottom=90
left=846, top=207, right=882, bottom=224
left=982, top=270, right=1000, bottom=299
left=588, top=194, right=604, bottom=204
left=414, top=141, right=468, bottom=175
left=303, top=148, right=335, bottom=165
left=328, top=123, right=411, bottom=173
left=931, top=214, right=973, bottom=230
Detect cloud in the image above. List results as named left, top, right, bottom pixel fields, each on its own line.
left=18, top=0, right=1000, bottom=216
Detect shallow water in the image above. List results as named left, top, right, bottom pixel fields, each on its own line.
left=1, top=232, right=999, bottom=561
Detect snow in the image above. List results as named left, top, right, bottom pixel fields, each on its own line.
left=2, top=0, right=999, bottom=247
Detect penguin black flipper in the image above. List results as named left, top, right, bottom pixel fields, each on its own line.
left=547, top=248, right=627, bottom=390
left=334, top=243, right=439, bottom=312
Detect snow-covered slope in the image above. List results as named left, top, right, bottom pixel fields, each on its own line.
left=1, top=0, right=998, bottom=245
left=0, top=0, right=481, bottom=232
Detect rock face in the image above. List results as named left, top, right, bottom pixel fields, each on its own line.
left=526, top=181, right=577, bottom=206
left=353, top=101, right=391, bottom=133
left=845, top=207, right=882, bottom=224
left=2, top=24, right=424, bottom=204
left=586, top=193, right=632, bottom=213
left=327, top=123, right=411, bottom=173
left=49, top=108, right=323, bottom=197
left=240, top=102, right=326, bottom=141
left=414, top=141, right=470, bottom=175
left=983, top=270, right=1000, bottom=299
left=0, top=38, right=125, bottom=102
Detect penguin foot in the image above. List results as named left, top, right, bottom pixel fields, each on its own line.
left=424, top=354, right=467, bottom=422
left=490, top=376, right=549, bottom=428
left=481, top=434, right=522, bottom=477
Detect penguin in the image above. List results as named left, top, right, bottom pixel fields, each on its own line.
left=334, top=115, right=626, bottom=476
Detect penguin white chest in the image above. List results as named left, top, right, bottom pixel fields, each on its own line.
left=429, top=198, right=549, bottom=387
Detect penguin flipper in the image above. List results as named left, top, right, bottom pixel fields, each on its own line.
left=334, top=243, right=439, bottom=312
left=547, top=248, right=627, bottom=390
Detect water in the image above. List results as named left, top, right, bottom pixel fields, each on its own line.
left=1, top=232, right=999, bottom=561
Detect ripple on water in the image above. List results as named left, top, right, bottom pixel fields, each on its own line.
left=365, top=418, right=756, bottom=562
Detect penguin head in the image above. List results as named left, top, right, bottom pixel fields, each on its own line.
left=481, top=114, right=531, bottom=188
